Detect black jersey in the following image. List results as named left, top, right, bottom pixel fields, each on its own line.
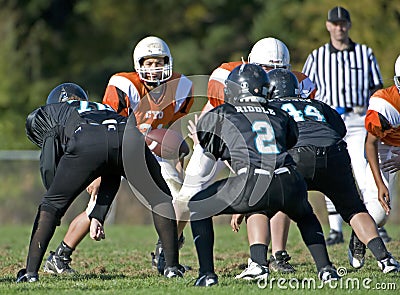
left=269, top=97, right=346, bottom=147
left=26, top=100, right=126, bottom=148
left=25, top=100, right=127, bottom=188
left=197, top=101, right=298, bottom=172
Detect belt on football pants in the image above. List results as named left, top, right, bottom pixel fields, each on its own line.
left=86, top=119, right=125, bottom=131
left=102, top=119, right=118, bottom=131
left=236, top=167, right=290, bottom=176
left=315, top=141, right=347, bottom=156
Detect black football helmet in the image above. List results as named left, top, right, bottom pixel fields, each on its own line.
left=267, top=69, right=300, bottom=99
left=46, top=83, right=89, bottom=104
left=224, top=63, right=271, bottom=105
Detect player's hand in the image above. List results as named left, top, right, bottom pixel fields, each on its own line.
left=230, top=214, right=244, bottom=232
left=86, top=177, right=101, bottom=196
left=90, top=218, right=105, bottom=241
left=381, top=150, right=400, bottom=173
left=187, top=114, right=199, bottom=146
left=377, top=183, right=391, bottom=216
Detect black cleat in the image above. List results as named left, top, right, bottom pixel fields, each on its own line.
left=378, top=253, right=400, bottom=273
left=378, top=227, right=392, bottom=243
left=16, top=268, right=38, bottom=283
left=164, top=265, right=185, bottom=278
left=194, top=272, right=218, bottom=287
left=43, top=251, right=76, bottom=274
left=326, top=230, right=344, bottom=246
left=318, top=265, right=340, bottom=283
left=269, top=250, right=296, bottom=273
left=348, top=231, right=366, bottom=269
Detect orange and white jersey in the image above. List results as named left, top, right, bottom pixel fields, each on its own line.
left=365, top=85, right=400, bottom=146
left=102, top=72, right=193, bottom=133
left=294, top=71, right=316, bottom=99
left=207, top=61, right=242, bottom=108
left=207, top=61, right=316, bottom=108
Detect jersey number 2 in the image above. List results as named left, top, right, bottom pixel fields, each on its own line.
left=252, top=121, right=279, bottom=154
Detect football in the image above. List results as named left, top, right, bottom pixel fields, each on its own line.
left=145, top=128, right=190, bottom=160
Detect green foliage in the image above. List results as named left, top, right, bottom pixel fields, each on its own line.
left=0, top=224, right=399, bottom=294
left=0, top=0, right=399, bottom=148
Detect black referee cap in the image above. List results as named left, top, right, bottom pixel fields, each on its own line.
left=327, top=6, right=351, bottom=23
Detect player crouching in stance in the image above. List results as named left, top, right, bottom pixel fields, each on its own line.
left=17, top=83, right=184, bottom=282
left=235, top=69, right=399, bottom=276
left=188, top=64, right=339, bottom=287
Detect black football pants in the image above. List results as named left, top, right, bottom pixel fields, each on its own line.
left=289, top=143, right=368, bottom=223
left=189, top=166, right=327, bottom=274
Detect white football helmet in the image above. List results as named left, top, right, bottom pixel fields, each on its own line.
left=394, top=54, right=400, bottom=92
left=133, top=36, right=173, bottom=83
left=248, top=37, right=291, bottom=70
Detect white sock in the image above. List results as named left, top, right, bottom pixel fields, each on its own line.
left=328, top=214, right=343, bottom=233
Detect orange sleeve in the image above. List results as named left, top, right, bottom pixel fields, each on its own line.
left=365, top=110, right=385, bottom=138
left=102, top=85, right=129, bottom=117
left=207, top=61, right=242, bottom=107
left=207, top=79, right=225, bottom=108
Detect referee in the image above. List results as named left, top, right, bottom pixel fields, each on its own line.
left=302, top=6, right=384, bottom=245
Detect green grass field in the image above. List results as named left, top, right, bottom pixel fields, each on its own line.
left=0, top=223, right=398, bottom=294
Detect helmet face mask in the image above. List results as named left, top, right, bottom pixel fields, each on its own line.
left=267, top=69, right=300, bottom=99
left=394, top=55, right=400, bottom=93
left=133, top=36, right=173, bottom=84
left=248, top=37, right=291, bottom=70
left=46, top=83, right=88, bottom=104
left=224, top=64, right=271, bottom=105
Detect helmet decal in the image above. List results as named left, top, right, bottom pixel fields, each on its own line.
left=59, top=86, right=70, bottom=102
left=46, top=83, right=88, bottom=104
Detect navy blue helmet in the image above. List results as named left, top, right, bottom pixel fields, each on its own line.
left=46, top=83, right=88, bottom=104
left=267, top=69, right=300, bottom=98
left=224, top=63, right=271, bottom=105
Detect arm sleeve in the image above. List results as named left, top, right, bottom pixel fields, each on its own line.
left=102, top=84, right=130, bottom=117
left=365, top=110, right=390, bottom=139
left=26, top=108, right=47, bottom=147
left=323, top=103, right=347, bottom=138
left=286, top=115, right=299, bottom=150
left=39, top=133, right=63, bottom=189
left=368, top=51, right=383, bottom=92
left=302, top=54, right=315, bottom=79
left=197, top=110, right=225, bottom=160
left=207, top=79, right=225, bottom=108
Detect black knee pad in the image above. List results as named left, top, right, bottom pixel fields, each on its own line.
left=39, top=203, right=62, bottom=226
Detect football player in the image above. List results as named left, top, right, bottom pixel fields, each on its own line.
left=189, top=64, right=339, bottom=286
left=233, top=69, right=399, bottom=280
left=17, top=83, right=184, bottom=283
left=364, top=54, right=400, bottom=239
left=178, top=37, right=315, bottom=273
left=44, top=36, right=193, bottom=275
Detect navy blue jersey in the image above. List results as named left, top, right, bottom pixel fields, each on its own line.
left=197, top=101, right=298, bottom=172
left=25, top=100, right=127, bottom=188
left=26, top=100, right=126, bottom=148
left=269, top=97, right=346, bottom=147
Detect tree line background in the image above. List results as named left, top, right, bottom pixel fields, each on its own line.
left=1, top=0, right=400, bottom=224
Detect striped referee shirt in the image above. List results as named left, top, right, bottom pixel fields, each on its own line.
left=302, top=40, right=383, bottom=108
